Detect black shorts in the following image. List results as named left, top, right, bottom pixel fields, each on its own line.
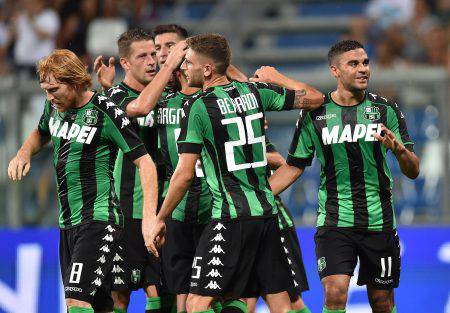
left=189, top=216, right=292, bottom=298
left=280, top=227, right=309, bottom=301
left=112, top=218, right=161, bottom=292
left=161, top=219, right=206, bottom=294
left=314, top=227, right=401, bottom=289
left=60, top=222, right=122, bottom=311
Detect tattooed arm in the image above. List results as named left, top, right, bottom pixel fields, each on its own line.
left=251, top=66, right=324, bottom=111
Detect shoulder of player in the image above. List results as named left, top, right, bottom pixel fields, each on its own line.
left=90, top=93, right=124, bottom=117
left=367, top=92, right=399, bottom=110
left=104, top=83, right=128, bottom=99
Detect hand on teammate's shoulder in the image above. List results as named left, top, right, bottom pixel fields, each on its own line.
left=250, top=66, right=281, bottom=85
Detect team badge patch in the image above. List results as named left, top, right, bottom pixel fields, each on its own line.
left=131, top=269, right=141, bottom=284
left=363, top=106, right=380, bottom=121
left=83, top=109, right=98, bottom=125
left=318, top=257, right=327, bottom=272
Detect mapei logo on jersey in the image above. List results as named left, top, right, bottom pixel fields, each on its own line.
left=209, top=245, right=225, bottom=254
left=206, top=269, right=222, bottom=278
left=83, top=109, right=98, bottom=125
left=321, top=123, right=382, bottom=145
left=363, top=106, right=381, bottom=121
left=49, top=117, right=97, bottom=144
left=210, top=233, right=225, bottom=242
left=131, top=269, right=141, bottom=284
left=205, top=280, right=221, bottom=290
left=207, top=257, right=224, bottom=266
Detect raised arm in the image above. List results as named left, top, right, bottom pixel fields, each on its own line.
left=125, top=41, right=188, bottom=117
left=8, top=129, right=50, bottom=181
left=251, top=66, right=324, bottom=111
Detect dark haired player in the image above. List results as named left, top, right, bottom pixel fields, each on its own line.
left=264, top=40, right=419, bottom=313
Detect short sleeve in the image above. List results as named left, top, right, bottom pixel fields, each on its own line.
left=177, top=99, right=206, bottom=154
left=99, top=102, right=147, bottom=161
left=386, top=102, right=414, bottom=152
left=251, top=82, right=295, bottom=112
left=37, top=101, right=51, bottom=136
left=286, top=110, right=315, bottom=168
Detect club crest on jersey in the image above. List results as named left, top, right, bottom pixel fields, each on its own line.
left=131, top=269, right=141, bottom=284
left=318, top=257, right=326, bottom=272
left=83, top=109, right=98, bottom=125
left=363, top=106, right=380, bottom=121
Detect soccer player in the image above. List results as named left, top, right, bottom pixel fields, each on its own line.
left=246, top=137, right=311, bottom=313
left=7, top=49, right=158, bottom=313
left=147, top=33, right=324, bottom=313
left=265, top=40, right=420, bottom=313
left=94, top=28, right=163, bottom=313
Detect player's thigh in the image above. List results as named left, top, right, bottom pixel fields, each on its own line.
left=245, top=298, right=258, bottom=313
left=357, top=230, right=401, bottom=289
left=314, top=228, right=358, bottom=280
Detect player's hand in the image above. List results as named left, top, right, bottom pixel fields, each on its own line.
left=93, top=55, right=115, bottom=90
left=164, top=41, right=188, bottom=70
left=7, top=151, right=31, bottom=181
left=226, top=64, right=248, bottom=82
left=250, top=66, right=281, bottom=84
left=143, top=216, right=166, bottom=257
left=374, top=124, right=406, bottom=155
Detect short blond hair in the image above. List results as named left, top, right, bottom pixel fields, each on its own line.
left=37, top=49, right=92, bottom=89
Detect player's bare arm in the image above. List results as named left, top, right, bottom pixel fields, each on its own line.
left=147, top=152, right=199, bottom=257
left=133, top=154, right=159, bottom=250
left=267, top=150, right=286, bottom=170
left=93, top=55, right=116, bottom=90
left=125, top=41, right=188, bottom=118
left=8, top=128, right=50, bottom=181
left=269, top=163, right=304, bottom=196
left=251, top=66, right=324, bottom=111
left=374, top=124, right=420, bottom=179
left=226, top=64, right=248, bottom=82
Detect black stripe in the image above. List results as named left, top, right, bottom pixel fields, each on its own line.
left=372, top=104, right=393, bottom=230
left=158, top=119, right=174, bottom=177
left=204, top=139, right=230, bottom=218
left=56, top=112, right=73, bottom=228
left=310, top=107, right=339, bottom=227
left=119, top=152, right=135, bottom=219
left=108, top=143, right=120, bottom=224
left=341, top=107, right=369, bottom=228
left=286, top=110, right=313, bottom=168
left=184, top=178, right=202, bottom=222
left=79, top=110, right=103, bottom=224
left=223, top=86, right=273, bottom=216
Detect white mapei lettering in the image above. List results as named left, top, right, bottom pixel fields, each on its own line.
left=338, top=124, right=352, bottom=143
left=56, top=122, right=69, bottom=139
left=76, top=126, right=92, bottom=143
left=321, top=125, right=339, bottom=145
left=67, top=124, right=81, bottom=139
left=322, top=123, right=382, bottom=145
left=49, top=117, right=60, bottom=136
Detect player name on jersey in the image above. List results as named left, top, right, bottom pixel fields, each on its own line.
left=321, top=123, right=382, bottom=145
left=157, top=107, right=184, bottom=125
left=48, top=117, right=97, bottom=144
left=217, top=92, right=259, bottom=115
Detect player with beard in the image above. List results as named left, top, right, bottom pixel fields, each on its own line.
left=265, top=40, right=419, bottom=313
left=93, top=28, right=163, bottom=313
left=147, top=33, right=324, bottom=313
left=9, top=49, right=158, bottom=313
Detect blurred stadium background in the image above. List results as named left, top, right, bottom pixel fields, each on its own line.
left=0, top=0, right=448, bottom=312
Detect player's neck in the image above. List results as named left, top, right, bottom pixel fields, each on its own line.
left=123, top=75, right=146, bottom=92
left=202, top=75, right=230, bottom=91
left=332, top=88, right=365, bottom=106
left=73, top=90, right=94, bottom=109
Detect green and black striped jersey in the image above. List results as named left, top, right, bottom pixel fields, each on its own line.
left=266, top=140, right=294, bottom=230
left=106, top=82, right=159, bottom=219
left=37, top=93, right=146, bottom=229
left=157, top=90, right=211, bottom=223
left=178, top=81, right=295, bottom=220
left=287, top=92, right=414, bottom=231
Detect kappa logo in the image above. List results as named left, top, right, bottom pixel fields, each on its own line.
left=207, top=257, right=224, bottom=266
left=94, top=267, right=104, bottom=276
left=287, top=258, right=292, bottom=265
left=316, top=113, right=337, bottom=121
left=105, top=225, right=116, bottom=233
left=64, top=286, right=82, bottom=292
left=205, top=280, right=221, bottom=290
left=121, top=117, right=130, bottom=129
left=106, top=101, right=115, bottom=109
left=90, top=290, right=96, bottom=296
left=99, top=244, right=110, bottom=253
left=97, top=95, right=108, bottom=103
left=91, top=277, right=102, bottom=286
left=113, top=254, right=123, bottom=262
left=114, top=277, right=125, bottom=285
left=291, top=269, right=296, bottom=276
left=294, top=280, right=299, bottom=287
left=114, top=108, right=124, bottom=118
left=206, top=269, right=222, bottom=278
left=102, top=234, right=114, bottom=242
left=108, top=86, right=125, bottom=96
left=318, top=257, right=326, bottom=272
left=210, top=233, right=226, bottom=242
left=280, top=236, right=285, bottom=243
left=97, top=255, right=106, bottom=264
left=209, top=245, right=225, bottom=254
left=213, top=223, right=226, bottom=231
left=284, top=247, right=289, bottom=254
left=112, top=265, right=124, bottom=273
left=83, top=109, right=98, bottom=126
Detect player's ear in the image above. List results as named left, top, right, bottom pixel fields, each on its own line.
left=119, top=57, right=129, bottom=71
left=330, top=64, right=339, bottom=79
left=204, top=63, right=213, bottom=78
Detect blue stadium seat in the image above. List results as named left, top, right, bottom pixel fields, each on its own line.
left=276, top=32, right=342, bottom=48
left=298, top=2, right=366, bottom=16
left=185, top=3, right=213, bottom=19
